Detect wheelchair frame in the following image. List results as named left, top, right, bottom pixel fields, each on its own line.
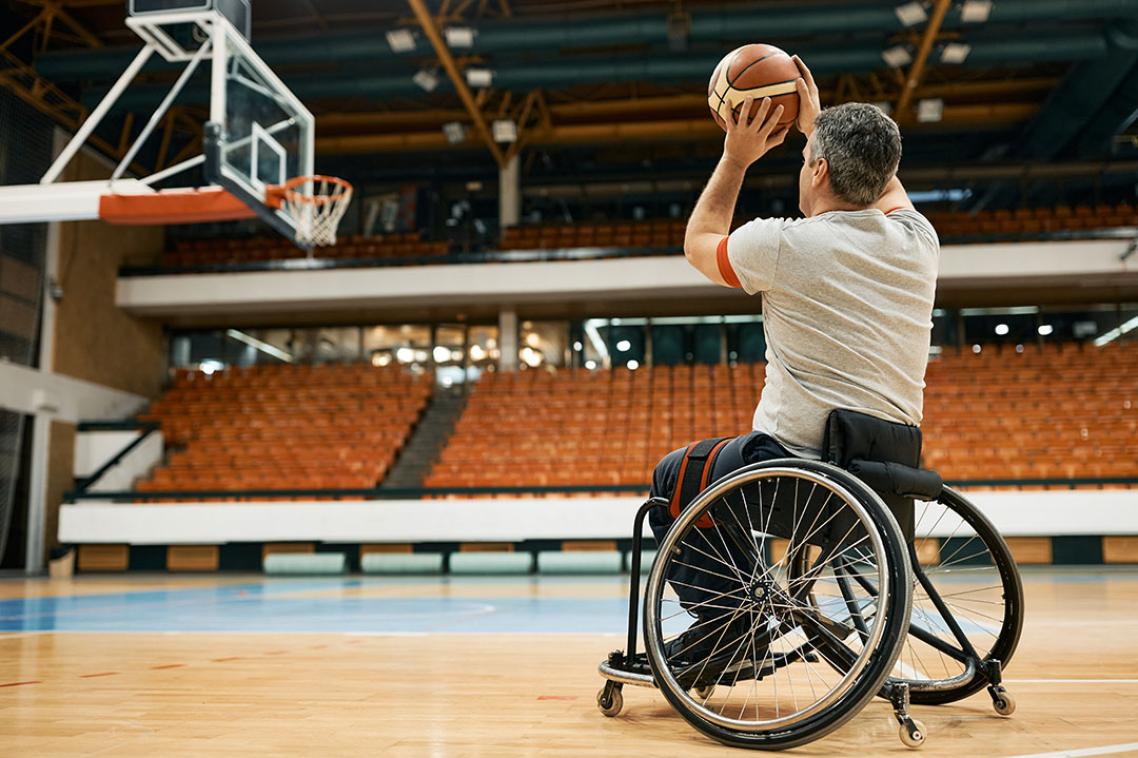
left=597, top=462, right=1020, bottom=751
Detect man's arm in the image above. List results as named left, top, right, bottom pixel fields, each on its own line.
left=791, top=54, right=914, bottom=215
left=684, top=96, right=788, bottom=287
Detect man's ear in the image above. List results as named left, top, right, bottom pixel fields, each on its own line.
left=811, top=157, right=828, bottom=189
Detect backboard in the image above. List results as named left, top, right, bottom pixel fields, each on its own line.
left=0, top=5, right=331, bottom=247
left=205, top=17, right=315, bottom=241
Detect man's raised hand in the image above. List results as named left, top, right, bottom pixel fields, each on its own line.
left=793, top=55, right=821, bottom=137
left=723, top=96, right=790, bottom=170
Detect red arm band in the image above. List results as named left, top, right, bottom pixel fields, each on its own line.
left=716, top=235, right=742, bottom=289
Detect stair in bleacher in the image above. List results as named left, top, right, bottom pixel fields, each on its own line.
left=381, top=386, right=468, bottom=490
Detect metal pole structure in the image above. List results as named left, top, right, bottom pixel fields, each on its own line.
left=111, top=38, right=213, bottom=181
left=499, top=153, right=520, bottom=229
left=499, top=307, right=518, bottom=372
left=40, top=45, right=155, bottom=184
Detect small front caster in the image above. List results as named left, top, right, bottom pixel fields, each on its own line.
left=693, top=684, right=714, bottom=700
left=990, top=686, right=1016, bottom=716
left=597, top=683, right=623, bottom=717
left=899, top=717, right=926, bottom=749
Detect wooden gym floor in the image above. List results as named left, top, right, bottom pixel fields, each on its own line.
left=2, top=568, right=1137, bottom=757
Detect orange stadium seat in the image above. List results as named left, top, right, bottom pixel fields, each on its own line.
left=138, top=363, right=432, bottom=495
left=428, top=342, right=1138, bottom=493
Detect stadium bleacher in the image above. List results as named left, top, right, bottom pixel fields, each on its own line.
left=161, top=232, right=449, bottom=267
left=145, top=203, right=1138, bottom=271
left=137, top=363, right=432, bottom=498
left=495, top=204, right=1138, bottom=253
left=427, top=341, right=1138, bottom=492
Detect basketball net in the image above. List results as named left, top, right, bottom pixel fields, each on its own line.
left=277, top=175, right=353, bottom=247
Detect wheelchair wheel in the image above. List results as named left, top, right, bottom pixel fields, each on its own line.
left=643, top=460, right=913, bottom=750
left=890, top=486, right=1024, bottom=705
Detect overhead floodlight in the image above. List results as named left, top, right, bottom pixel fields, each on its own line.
left=940, top=42, right=972, bottom=64
left=225, top=329, right=293, bottom=363
left=445, top=26, right=475, bottom=48
left=386, top=28, right=416, bottom=53
left=917, top=98, right=944, bottom=122
left=442, top=121, right=467, bottom=144
left=882, top=45, right=913, bottom=68
left=465, top=67, right=493, bottom=88
left=492, top=119, right=518, bottom=143
left=961, top=0, right=993, bottom=23
left=412, top=68, right=439, bottom=92
left=894, top=1, right=928, bottom=27
left=1094, top=315, right=1138, bottom=347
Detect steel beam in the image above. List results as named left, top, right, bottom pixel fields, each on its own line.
left=407, top=0, right=505, bottom=167
left=896, top=0, right=953, bottom=121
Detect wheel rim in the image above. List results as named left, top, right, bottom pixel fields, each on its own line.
left=890, top=487, right=1019, bottom=689
left=644, top=465, right=895, bottom=733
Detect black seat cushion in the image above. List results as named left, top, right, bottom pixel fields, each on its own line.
left=822, top=409, right=944, bottom=541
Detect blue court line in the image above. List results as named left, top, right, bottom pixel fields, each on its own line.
left=0, top=575, right=999, bottom=636
left=0, top=578, right=632, bottom=634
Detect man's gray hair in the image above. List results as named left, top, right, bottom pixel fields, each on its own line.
left=810, top=103, right=902, bottom=206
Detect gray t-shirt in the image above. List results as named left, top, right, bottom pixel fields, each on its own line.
left=724, top=208, right=940, bottom=459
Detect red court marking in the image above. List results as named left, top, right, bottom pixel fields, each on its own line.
left=79, top=672, right=118, bottom=679
left=212, top=656, right=242, bottom=662
left=0, top=680, right=41, bottom=688
left=150, top=664, right=185, bottom=670
left=537, top=696, right=578, bottom=701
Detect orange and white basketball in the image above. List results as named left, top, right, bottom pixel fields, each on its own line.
left=707, top=43, right=801, bottom=131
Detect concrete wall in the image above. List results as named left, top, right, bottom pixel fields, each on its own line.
left=60, top=488, right=1138, bottom=544
left=43, top=148, right=165, bottom=555
left=54, top=151, right=165, bottom=397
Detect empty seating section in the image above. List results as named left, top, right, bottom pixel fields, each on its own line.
left=427, top=364, right=761, bottom=489
left=923, top=342, right=1138, bottom=484
left=161, top=232, right=449, bottom=267
left=926, top=203, right=1138, bottom=238
left=500, top=219, right=686, bottom=250
left=429, top=342, right=1137, bottom=493
left=138, top=364, right=432, bottom=498
left=499, top=205, right=1137, bottom=253
left=156, top=204, right=1137, bottom=270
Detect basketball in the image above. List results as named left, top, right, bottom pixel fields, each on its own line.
left=707, top=43, right=801, bottom=131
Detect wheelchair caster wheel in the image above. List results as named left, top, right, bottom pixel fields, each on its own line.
left=899, top=718, right=926, bottom=749
left=597, top=684, right=623, bottom=717
left=692, top=684, right=714, bottom=700
left=992, top=689, right=1016, bottom=717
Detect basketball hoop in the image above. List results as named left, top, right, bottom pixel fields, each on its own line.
left=272, top=175, right=353, bottom=247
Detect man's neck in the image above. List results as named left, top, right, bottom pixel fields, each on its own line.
left=808, top=197, right=870, bottom=217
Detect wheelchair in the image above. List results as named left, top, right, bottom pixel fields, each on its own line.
left=596, top=420, right=1023, bottom=751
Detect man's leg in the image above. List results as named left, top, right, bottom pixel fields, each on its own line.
left=647, top=438, right=754, bottom=617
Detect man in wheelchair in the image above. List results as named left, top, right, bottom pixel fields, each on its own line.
left=645, top=57, right=939, bottom=684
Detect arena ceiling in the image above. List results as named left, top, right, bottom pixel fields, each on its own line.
left=3, top=0, right=1138, bottom=207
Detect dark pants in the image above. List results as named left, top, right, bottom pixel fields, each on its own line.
left=648, top=432, right=792, bottom=619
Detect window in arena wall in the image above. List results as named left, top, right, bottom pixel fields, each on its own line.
left=519, top=321, right=568, bottom=369
left=434, top=324, right=467, bottom=387
left=364, top=324, right=431, bottom=374
left=466, top=325, right=499, bottom=380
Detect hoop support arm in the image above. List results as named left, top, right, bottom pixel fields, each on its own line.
left=41, top=45, right=156, bottom=185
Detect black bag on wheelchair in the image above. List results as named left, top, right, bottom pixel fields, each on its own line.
left=822, top=409, right=944, bottom=543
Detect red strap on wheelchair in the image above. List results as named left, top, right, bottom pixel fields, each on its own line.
left=669, top=436, right=732, bottom=522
